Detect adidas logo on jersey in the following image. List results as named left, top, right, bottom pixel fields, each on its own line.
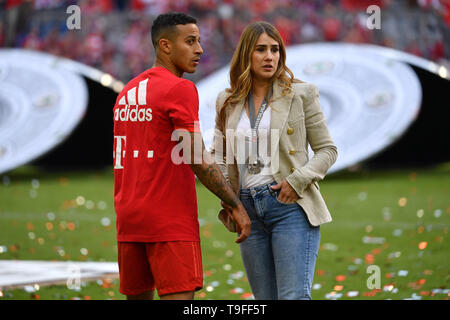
left=114, top=105, right=152, bottom=122
left=114, top=78, right=152, bottom=122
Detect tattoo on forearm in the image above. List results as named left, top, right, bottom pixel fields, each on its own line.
left=186, top=132, right=240, bottom=208
left=192, top=162, right=240, bottom=208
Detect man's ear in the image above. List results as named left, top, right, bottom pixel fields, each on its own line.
left=158, top=38, right=171, bottom=55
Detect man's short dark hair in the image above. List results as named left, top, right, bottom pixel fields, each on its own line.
left=151, top=12, right=197, bottom=49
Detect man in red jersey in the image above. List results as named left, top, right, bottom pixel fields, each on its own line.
left=113, top=12, right=250, bottom=300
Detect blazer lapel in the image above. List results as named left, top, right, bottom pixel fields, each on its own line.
left=227, top=99, right=245, bottom=131
left=270, top=79, right=294, bottom=149
left=225, top=99, right=244, bottom=163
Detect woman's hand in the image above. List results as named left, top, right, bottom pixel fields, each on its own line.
left=270, top=180, right=299, bottom=204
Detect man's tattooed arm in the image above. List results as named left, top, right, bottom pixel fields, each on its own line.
left=186, top=132, right=240, bottom=209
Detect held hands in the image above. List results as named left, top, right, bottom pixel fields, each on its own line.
left=269, top=180, right=299, bottom=204
left=220, top=201, right=251, bottom=244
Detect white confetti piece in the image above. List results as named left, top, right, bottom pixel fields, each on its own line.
left=433, top=209, right=442, bottom=218
left=347, top=291, right=359, bottom=297
left=362, top=236, right=385, bottom=244
left=322, top=243, right=338, bottom=251
left=398, top=270, right=408, bottom=277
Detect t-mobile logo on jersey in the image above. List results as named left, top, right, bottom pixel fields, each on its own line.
left=113, top=136, right=154, bottom=169
left=114, top=78, right=153, bottom=122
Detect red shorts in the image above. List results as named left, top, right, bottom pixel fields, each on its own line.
left=117, top=241, right=203, bottom=296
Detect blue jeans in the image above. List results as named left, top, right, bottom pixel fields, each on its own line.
left=239, top=181, right=320, bottom=300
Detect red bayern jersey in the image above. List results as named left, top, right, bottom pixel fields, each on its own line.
left=113, top=67, right=200, bottom=242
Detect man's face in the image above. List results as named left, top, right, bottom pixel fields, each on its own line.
left=169, top=23, right=203, bottom=75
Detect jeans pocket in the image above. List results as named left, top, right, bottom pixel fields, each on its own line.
left=272, top=189, right=297, bottom=206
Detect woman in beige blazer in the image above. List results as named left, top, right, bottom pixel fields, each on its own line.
left=211, top=21, right=337, bottom=300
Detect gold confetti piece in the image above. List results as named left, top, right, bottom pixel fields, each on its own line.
left=416, top=209, right=424, bottom=218
left=434, top=236, right=443, bottom=243
left=59, top=177, right=69, bottom=186
left=334, top=285, right=344, bottom=291
left=59, top=221, right=67, bottom=230
left=76, top=196, right=85, bottom=206
left=202, top=230, right=211, bottom=238
left=398, top=197, right=407, bottom=207
left=45, top=222, right=53, bottom=231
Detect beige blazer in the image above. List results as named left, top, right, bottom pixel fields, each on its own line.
left=211, top=79, right=338, bottom=226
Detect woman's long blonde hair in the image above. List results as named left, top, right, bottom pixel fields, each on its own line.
left=218, top=21, right=299, bottom=133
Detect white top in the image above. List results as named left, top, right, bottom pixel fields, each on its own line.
left=235, top=105, right=274, bottom=189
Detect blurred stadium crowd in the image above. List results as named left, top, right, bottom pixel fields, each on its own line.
left=1, top=0, right=449, bottom=82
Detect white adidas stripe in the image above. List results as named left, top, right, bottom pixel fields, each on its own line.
left=127, top=86, right=137, bottom=105
left=138, top=79, right=148, bottom=105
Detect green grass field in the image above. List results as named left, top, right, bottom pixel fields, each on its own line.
left=0, top=164, right=448, bottom=300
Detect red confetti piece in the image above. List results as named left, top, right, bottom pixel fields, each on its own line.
left=67, top=222, right=76, bottom=231
left=372, top=248, right=381, bottom=255
left=316, top=269, right=325, bottom=276
left=418, top=242, right=427, bottom=250
left=365, top=253, right=375, bottom=264
left=335, top=275, right=346, bottom=282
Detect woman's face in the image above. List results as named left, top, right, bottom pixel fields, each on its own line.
left=250, top=33, right=280, bottom=82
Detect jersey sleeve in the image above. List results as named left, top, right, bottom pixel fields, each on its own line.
left=167, top=80, right=201, bottom=132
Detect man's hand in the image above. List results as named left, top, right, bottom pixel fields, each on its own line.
left=221, top=201, right=251, bottom=243
left=270, top=180, right=299, bottom=204
left=184, top=131, right=251, bottom=243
